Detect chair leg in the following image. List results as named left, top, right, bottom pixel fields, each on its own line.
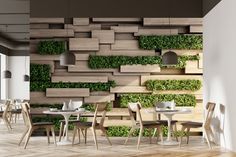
left=101, top=127, right=112, bottom=146
left=91, top=128, right=98, bottom=150
left=157, top=127, right=163, bottom=143
left=186, top=128, right=190, bottom=144
left=149, top=129, right=152, bottom=144
left=72, top=127, right=77, bottom=145
left=58, top=122, right=64, bottom=142
left=24, top=128, right=33, bottom=149
left=179, top=126, right=186, bottom=147
left=152, top=128, right=157, bottom=138
left=77, top=129, right=81, bottom=144
left=46, top=127, right=50, bottom=144
left=19, top=128, right=29, bottom=146
left=51, top=127, right=57, bottom=146
left=137, top=127, right=143, bottom=149
left=204, top=128, right=212, bottom=149
left=124, top=127, right=134, bottom=145
left=174, top=124, right=178, bottom=142
left=84, top=129, right=87, bottom=144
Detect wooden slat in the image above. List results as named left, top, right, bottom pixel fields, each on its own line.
left=30, top=29, right=74, bottom=38
left=30, top=18, right=64, bottom=24
left=73, top=18, right=89, bottom=25
left=69, top=38, right=99, bottom=51
left=30, top=24, right=49, bottom=29
left=92, top=30, right=115, bottom=44
left=185, top=61, right=203, bottom=74
left=190, top=25, right=203, bottom=33
left=68, top=61, right=116, bottom=72
left=51, top=76, right=108, bottom=83
left=30, top=60, right=55, bottom=73
left=198, top=53, right=203, bottom=69
left=111, top=40, right=139, bottom=50
left=68, top=24, right=101, bottom=32
left=46, top=88, right=90, bottom=97
left=162, top=49, right=202, bottom=56
left=108, top=76, right=140, bottom=86
left=30, top=54, right=60, bottom=61
left=141, top=75, right=202, bottom=85
left=53, top=69, right=113, bottom=76
left=134, top=28, right=178, bottom=36
left=110, top=86, right=151, bottom=93
left=30, top=92, right=83, bottom=104
left=143, top=18, right=202, bottom=26
left=93, top=18, right=142, bottom=22
left=120, top=64, right=160, bottom=73
left=84, top=95, right=112, bottom=103
left=74, top=54, right=90, bottom=60
left=110, top=26, right=138, bottom=33
left=115, top=33, right=135, bottom=40
left=113, top=71, right=150, bottom=76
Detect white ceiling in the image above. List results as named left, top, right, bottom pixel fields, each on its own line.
left=0, top=0, right=29, bottom=42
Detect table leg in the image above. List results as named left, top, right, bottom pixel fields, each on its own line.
left=57, top=114, right=72, bottom=145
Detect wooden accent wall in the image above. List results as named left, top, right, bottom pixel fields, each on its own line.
left=30, top=18, right=203, bottom=128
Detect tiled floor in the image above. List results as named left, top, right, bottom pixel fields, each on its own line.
left=0, top=120, right=235, bottom=157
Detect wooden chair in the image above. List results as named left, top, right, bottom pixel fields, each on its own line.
left=179, top=102, right=216, bottom=149
left=124, top=102, right=163, bottom=149
left=72, top=102, right=112, bottom=149
left=0, top=100, right=12, bottom=130
left=19, top=102, right=57, bottom=149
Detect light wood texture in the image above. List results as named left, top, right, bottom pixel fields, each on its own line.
left=111, top=40, right=139, bottom=50
left=30, top=18, right=64, bottom=23
left=120, top=64, right=161, bottom=73
left=93, top=18, right=142, bottom=22
left=141, top=75, right=202, bottom=85
left=74, top=54, right=90, bottom=60
left=199, top=53, right=203, bottom=69
left=92, top=30, right=115, bottom=44
left=30, top=24, right=49, bottom=29
left=30, top=29, right=74, bottom=38
left=84, top=95, right=112, bottom=103
left=144, top=18, right=202, bottom=26
left=68, top=24, right=101, bottom=32
left=51, top=76, right=108, bottom=83
left=134, top=28, right=178, bottom=36
left=46, top=88, right=90, bottom=97
left=30, top=54, right=60, bottom=61
left=108, top=76, right=140, bottom=86
left=190, top=25, right=203, bottom=33
left=110, top=26, right=138, bottom=33
left=73, top=18, right=89, bottom=25
left=68, top=61, right=116, bottom=72
left=110, top=86, right=151, bottom=93
left=69, top=38, right=99, bottom=51
left=185, top=61, right=203, bottom=74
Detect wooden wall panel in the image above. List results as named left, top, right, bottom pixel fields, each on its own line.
left=120, top=64, right=161, bottom=73
left=84, top=95, right=112, bottom=103
left=69, top=38, right=99, bottom=51
left=108, top=76, right=140, bottom=86
left=30, top=18, right=64, bottom=23
left=198, top=53, right=203, bottom=69
left=111, top=40, right=139, bottom=50
left=30, top=29, right=74, bottom=38
left=68, top=24, right=101, bottom=32
left=185, top=61, right=203, bottom=74
left=93, top=18, right=142, bottom=22
left=30, top=54, right=60, bottom=61
left=92, top=30, right=115, bottom=44
left=134, top=28, right=178, bottom=36
left=143, top=18, right=202, bottom=26
left=51, top=76, right=108, bottom=83
left=110, top=26, right=138, bottom=33
left=74, top=54, right=90, bottom=60
left=46, top=88, right=90, bottom=97
left=73, top=18, right=89, bottom=25
left=190, top=25, right=203, bottom=33
left=110, top=86, right=151, bottom=93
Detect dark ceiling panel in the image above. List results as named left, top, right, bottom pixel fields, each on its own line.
left=0, top=0, right=29, bottom=14
left=203, top=0, right=222, bottom=16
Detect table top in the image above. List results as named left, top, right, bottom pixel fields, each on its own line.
left=146, top=108, right=192, bottom=114
left=43, top=110, right=87, bottom=115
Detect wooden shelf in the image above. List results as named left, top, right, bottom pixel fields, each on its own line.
left=108, top=76, right=140, bottom=86
left=110, top=26, right=138, bottom=33
left=69, top=38, right=99, bottom=51
left=46, top=88, right=90, bottom=97
left=92, top=18, right=141, bottom=22
left=30, top=29, right=74, bottom=38
left=51, top=76, right=108, bottom=83
left=68, top=24, right=101, bottom=32
left=190, top=25, right=203, bottom=33
left=30, top=18, right=64, bottom=24
left=111, top=40, right=139, bottom=50
left=185, top=61, right=203, bottom=74
left=73, top=18, right=89, bottom=25
left=120, top=64, right=161, bottom=73
left=110, top=86, right=151, bottom=93
left=30, top=54, right=60, bottom=61
left=134, top=28, right=178, bottom=36
left=92, top=30, right=115, bottom=44
left=84, top=95, right=113, bottom=103
left=144, top=18, right=202, bottom=26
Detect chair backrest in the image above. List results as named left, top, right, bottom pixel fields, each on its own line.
left=128, top=102, right=143, bottom=126
left=2, top=100, right=11, bottom=119
left=92, top=103, right=108, bottom=127
left=204, top=102, right=216, bottom=128
left=21, top=102, right=33, bottom=128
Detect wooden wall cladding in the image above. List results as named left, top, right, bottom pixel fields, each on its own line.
left=30, top=18, right=203, bottom=124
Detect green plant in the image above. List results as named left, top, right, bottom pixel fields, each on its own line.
left=145, top=79, right=202, bottom=91
left=88, top=55, right=199, bottom=69
left=30, top=81, right=116, bottom=92
left=120, top=94, right=196, bottom=108
left=81, top=103, right=112, bottom=112
left=30, top=64, right=51, bottom=81
left=30, top=104, right=63, bottom=109
left=38, top=40, right=66, bottom=55
left=139, top=35, right=203, bottom=50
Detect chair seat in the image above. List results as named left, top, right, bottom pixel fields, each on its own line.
left=33, top=122, right=54, bottom=126
left=181, top=121, right=202, bottom=127
left=11, top=109, right=22, bottom=114
left=157, top=120, right=178, bottom=125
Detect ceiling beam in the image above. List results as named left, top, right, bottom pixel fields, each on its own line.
left=0, top=0, right=29, bottom=14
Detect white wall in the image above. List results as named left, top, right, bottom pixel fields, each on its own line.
left=204, top=0, right=236, bottom=152
left=0, top=53, right=8, bottom=99
left=8, top=56, right=29, bottom=100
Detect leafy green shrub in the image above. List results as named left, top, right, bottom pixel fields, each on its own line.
left=139, top=35, right=203, bottom=50
left=30, top=104, right=63, bottom=109
left=30, top=64, right=51, bottom=81
left=120, top=94, right=196, bottom=108
left=88, top=55, right=199, bottom=69
left=38, top=40, right=66, bottom=55
left=30, top=81, right=116, bottom=92
left=145, top=79, right=202, bottom=91
left=81, top=103, right=112, bottom=112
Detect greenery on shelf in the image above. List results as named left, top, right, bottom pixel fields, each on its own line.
left=145, top=79, right=202, bottom=91
left=38, top=40, right=66, bottom=55
left=30, top=81, right=116, bottom=92
left=88, top=55, right=199, bottom=69
left=120, top=94, right=196, bottom=108
left=30, top=64, right=51, bottom=81
left=139, top=35, right=203, bottom=50
left=81, top=103, right=112, bottom=112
